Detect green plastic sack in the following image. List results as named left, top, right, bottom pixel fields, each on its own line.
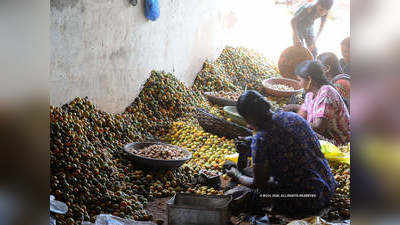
left=319, top=140, right=350, bottom=165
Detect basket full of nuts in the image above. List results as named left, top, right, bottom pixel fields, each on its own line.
left=262, top=77, right=303, bottom=98
left=124, top=142, right=192, bottom=168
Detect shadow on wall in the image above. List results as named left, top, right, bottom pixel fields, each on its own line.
left=141, top=0, right=146, bottom=16
left=50, top=0, right=79, bottom=11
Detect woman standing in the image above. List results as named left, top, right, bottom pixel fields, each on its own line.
left=317, top=52, right=343, bottom=80
left=291, top=0, right=334, bottom=58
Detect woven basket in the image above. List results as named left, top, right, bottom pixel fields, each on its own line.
left=204, top=92, right=237, bottom=106
left=195, top=108, right=252, bottom=139
left=262, top=78, right=303, bottom=98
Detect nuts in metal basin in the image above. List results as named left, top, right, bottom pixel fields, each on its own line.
left=130, top=144, right=188, bottom=160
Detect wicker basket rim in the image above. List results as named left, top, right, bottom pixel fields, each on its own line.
left=195, top=108, right=252, bottom=133
left=262, top=78, right=303, bottom=93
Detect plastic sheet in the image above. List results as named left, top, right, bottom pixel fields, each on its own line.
left=50, top=195, right=68, bottom=214
left=319, top=140, right=350, bottom=165
left=249, top=215, right=270, bottom=225
left=50, top=215, right=57, bottom=225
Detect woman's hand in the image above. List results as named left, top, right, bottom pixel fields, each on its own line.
left=235, top=136, right=252, bottom=154
left=222, top=160, right=237, bottom=171
left=226, top=167, right=242, bottom=182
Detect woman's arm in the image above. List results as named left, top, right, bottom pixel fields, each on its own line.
left=236, top=173, right=254, bottom=187
left=298, top=108, right=307, bottom=119
left=226, top=167, right=253, bottom=187
left=283, top=104, right=301, bottom=113
left=291, top=18, right=302, bottom=46
left=311, top=117, right=330, bottom=136
left=227, top=162, right=276, bottom=190
left=284, top=104, right=307, bottom=119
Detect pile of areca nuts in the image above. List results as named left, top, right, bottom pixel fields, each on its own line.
left=50, top=46, right=350, bottom=224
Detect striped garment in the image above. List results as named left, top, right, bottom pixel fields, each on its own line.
left=300, top=85, right=350, bottom=146
left=333, top=78, right=350, bottom=101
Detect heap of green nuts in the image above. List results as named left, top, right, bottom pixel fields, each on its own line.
left=192, top=60, right=238, bottom=92
left=51, top=98, right=149, bottom=224
left=192, top=46, right=300, bottom=109
left=215, top=47, right=279, bottom=92
left=50, top=71, right=227, bottom=224
left=50, top=47, right=350, bottom=224
left=50, top=100, right=203, bottom=224
left=125, top=71, right=212, bottom=137
left=193, top=46, right=279, bottom=93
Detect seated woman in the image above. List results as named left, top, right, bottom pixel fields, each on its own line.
left=317, top=52, right=343, bottom=80
left=285, top=60, right=350, bottom=146
left=225, top=90, right=337, bottom=218
left=339, top=37, right=350, bottom=74
left=331, top=73, right=350, bottom=106
left=317, top=52, right=350, bottom=105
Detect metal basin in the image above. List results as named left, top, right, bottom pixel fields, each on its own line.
left=124, top=142, right=192, bottom=168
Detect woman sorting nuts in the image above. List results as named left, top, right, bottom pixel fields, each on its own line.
left=224, top=90, right=337, bottom=220
left=284, top=60, right=350, bottom=146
